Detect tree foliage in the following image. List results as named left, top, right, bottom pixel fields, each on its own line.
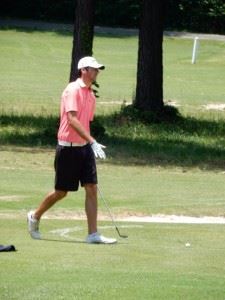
left=1, top=0, right=224, bottom=33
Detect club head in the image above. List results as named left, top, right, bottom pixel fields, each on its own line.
left=119, top=234, right=128, bottom=239
left=116, top=227, right=128, bottom=239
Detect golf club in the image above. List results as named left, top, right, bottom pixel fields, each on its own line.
left=97, top=186, right=128, bottom=239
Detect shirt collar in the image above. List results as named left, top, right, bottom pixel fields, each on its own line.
left=77, top=78, right=91, bottom=89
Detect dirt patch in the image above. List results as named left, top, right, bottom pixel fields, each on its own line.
left=120, top=215, right=225, bottom=224
left=166, top=100, right=180, bottom=107
left=203, top=104, right=225, bottom=111
left=0, top=195, right=25, bottom=202
left=1, top=211, right=225, bottom=224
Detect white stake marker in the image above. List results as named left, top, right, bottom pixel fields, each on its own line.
left=192, top=37, right=199, bottom=64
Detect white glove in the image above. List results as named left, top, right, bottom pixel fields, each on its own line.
left=91, top=140, right=106, bottom=159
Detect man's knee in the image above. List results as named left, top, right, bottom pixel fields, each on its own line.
left=55, top=190, right=67, bottom=200
left=84, top=184, right=97, bottom=198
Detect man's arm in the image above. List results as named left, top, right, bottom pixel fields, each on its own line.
left=67, top=111, right=95, bottom=143
left=67, top=111, right=106, bottom=159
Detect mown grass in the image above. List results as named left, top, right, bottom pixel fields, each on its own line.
left=0, top=25, right=224, bottom=217
left=0, top=27, right=224, bottom=170
left=0, top=24, right=225, bottom=300
left=0, top=28, right=224, bottom=113
left=1, top=147, right=225, bottom=217
left=1, top=219, right=225, bottom=300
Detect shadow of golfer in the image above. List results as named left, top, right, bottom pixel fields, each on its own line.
left=41, top=238, right=86, bottom=244
left=41, top=238, right=126, bottom=245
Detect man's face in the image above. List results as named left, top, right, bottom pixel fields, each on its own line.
left=83, top=67, right=99, bottom=82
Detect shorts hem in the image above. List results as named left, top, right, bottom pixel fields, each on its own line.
left=54, top=185, right=79, bottom=192
left=81, top=180, right=98, bottom=187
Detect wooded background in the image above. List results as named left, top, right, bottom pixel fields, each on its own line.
left=1, top=0, right=224, bottom=34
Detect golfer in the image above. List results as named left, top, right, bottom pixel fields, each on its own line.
left=27, top=56, right=117, bottom=244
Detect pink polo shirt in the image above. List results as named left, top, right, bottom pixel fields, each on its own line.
left=57, top=78, right=96, bottom=144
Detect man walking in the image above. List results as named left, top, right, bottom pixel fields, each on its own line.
left=27, top=57, right=117, bottom=244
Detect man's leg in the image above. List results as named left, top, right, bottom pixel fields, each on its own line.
left=84, top=184, right=97, bottom=234
left=84, top=184, right=117, bottom=244
left=27, top=190, right=67, bottom=239
left=34, top=190, right=67, bottom=220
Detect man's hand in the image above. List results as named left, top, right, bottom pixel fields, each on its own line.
left=91, top=141, right=106, bottom=159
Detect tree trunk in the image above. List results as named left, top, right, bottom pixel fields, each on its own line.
left=69, top=0, right=95, bottom=82
left=135, top=0, right=166, bottom=111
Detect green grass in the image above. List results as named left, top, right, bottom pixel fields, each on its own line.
left=163, top=38, right=225, bottom=106
left=0, top=28, right=224, bottom=170
left=0, top=28, right=224, bottom=113
left=0, top=111, right=225, bottom=169
left=0, top=150, right=225, bottom=217
left=1, top=219, right=225, bottom=300
left=1, top=148, right=225, bottom=299
left=0, top=25, right=225, bottom=299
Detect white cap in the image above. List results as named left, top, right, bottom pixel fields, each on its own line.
left=77, top=56, right=105, bottom=70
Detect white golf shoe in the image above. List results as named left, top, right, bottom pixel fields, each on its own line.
left=86, top=232, right=117, bottom=244
left=27, top=211, right=41, bottom=240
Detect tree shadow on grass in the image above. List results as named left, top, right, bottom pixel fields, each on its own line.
left=0, top=113, right=58, bottom=147
left=100, top=113, right=225, bottom=170
left=0, top=22, right=138, bottom=39
left=0, top=112, right=225, bottom=170
left=104, top=134, right=225, bottom=170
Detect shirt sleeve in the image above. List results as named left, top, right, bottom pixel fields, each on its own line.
left=63, top=87, right=79, bottom=113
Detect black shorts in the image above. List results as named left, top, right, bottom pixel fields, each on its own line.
left=54, top=143, right=97, bottom=191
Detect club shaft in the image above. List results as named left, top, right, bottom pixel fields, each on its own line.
left=97, top=186, right=125, bottom=238
left=97, top=186, right=117, bottom=227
